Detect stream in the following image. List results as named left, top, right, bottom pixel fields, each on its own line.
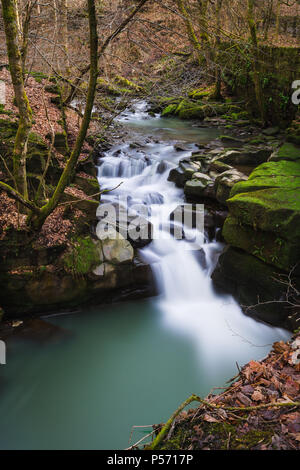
left=0, top=102, right=290, bottom=450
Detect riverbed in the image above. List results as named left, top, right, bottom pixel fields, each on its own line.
left=0, top=102, right=290, bottom=450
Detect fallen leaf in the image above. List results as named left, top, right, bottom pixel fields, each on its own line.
left=251, top=390, right=264, bottom=402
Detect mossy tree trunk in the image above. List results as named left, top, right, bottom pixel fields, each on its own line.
left=29, top=0, right=98, bottom=230
left=196, top=0, right=209, bottom=43
left=1, top=0, right=32, bottom=198
left=176, top=0, right=202, bottom=64
left=211, top=0, right=223, bottom=100
left=20, top=0, right=34, bottom=78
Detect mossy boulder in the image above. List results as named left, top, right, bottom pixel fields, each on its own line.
left=223, top=159, right=300, bottom=272
left=223, top=215, right=300, bottom=272
left=161, top=100, right=241, bottom=121
left=231, top=160, right=300, bottom=197
left=270, top=142, right=300, bottom=162
left=63, top=236, right=100, bottom=275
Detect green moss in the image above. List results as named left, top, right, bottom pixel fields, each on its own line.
left=161, top=103, right=178, bottom=117
left=114, top=75, right=143, bottom=93
left=271, top=142, right=300, bottom=162
left=188, top=86, right=214, bottom=100
left=63, top=237, right=99, bottom=276
left=157, top=419, right=274, bottom=450
left=223, top=215, right=299, bottom=270
left=97, top=78, right=133, bottom=96
left=227, top=188, right=300, bottom=239
left=28, top=71, right=48, bottom=83
left=230, top=160, right=300, bottom=197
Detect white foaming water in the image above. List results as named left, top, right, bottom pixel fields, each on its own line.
left=98, top=103, right=290, bottom=378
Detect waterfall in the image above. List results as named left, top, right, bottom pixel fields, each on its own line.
left=97, top=102, right=290, bottom=368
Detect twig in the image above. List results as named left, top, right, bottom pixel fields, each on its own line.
left=148, top=394, right=300, bottom=450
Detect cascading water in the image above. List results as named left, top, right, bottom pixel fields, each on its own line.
left=98, top=101, right=290, bottom=376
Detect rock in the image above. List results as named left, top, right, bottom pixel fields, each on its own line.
left=156, top=160, right=167, bottom=174
left=179, top=159, right=201, bottom=178
left=184, top=174, right=213, bottom=198
left=209, top=160, right=232, bottom=173
left=192, top=172, right=213, bottom=184
left=219, top=135, right=245, bottom=146
left=262, top=126, right=280, bottom=136
left=174, top=144, right=189, bottom=152
left=223, top=215, right=300, bottom=273
left=74, top=175, right=99, bottom=196
left=215, top=147, right=272, bottom=166
left=230, top=160, right=300, bottom=197
left=96, top=202, right=153, bottom=248
left=269, top=142, right=300, bottom=162
left=214, top=169, right=247, bottom=205
left=97, top=230, right=134, bottom=265
left=168, top=166, right=186, bottom=188
left=129, top=142, right=144, bottom=149
left=212, top=247, right=300, bottom=329
left=223, top=159, right=300, bottom=272
left=93, top=262, right=116, bottom=277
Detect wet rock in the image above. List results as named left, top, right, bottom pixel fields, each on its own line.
left=156, top=160, right=167, bottom=174
left=179, top=159, right=201, bottom=178
left=184, top=174, right=213, bottom=198
left=215, top=147, right=272, bottom=166
left=214, top=169, right=247, bottom=205
left=168, top=166, right=186, bottom=188
left=219, top=135, right=245, bottom=146
left=96, top=202, right=153, bottom=248
left=174, top=144, right=189, bottom=152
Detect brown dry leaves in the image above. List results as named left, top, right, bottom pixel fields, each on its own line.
left=172, top=333, right=300, bottom=450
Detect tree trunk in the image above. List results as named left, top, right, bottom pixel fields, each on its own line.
left=1, top=0, right=32, bottom=198
left=247, top=0, right=266, bottom=124
left=60, top=0, right=69, bottom=70
left=176, top=0, right=202, bottom=64
left=212, top=0, right=223, bottom=100
left=29, top=0, right=98, bottom=230
left=20, top=0, right=33, bottom=78
left=196, top=0, right=209, bottom=43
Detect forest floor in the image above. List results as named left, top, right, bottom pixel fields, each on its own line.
left=0, top=67, right=100, bottom=247
left=147, top=333, right=300, bottom=450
